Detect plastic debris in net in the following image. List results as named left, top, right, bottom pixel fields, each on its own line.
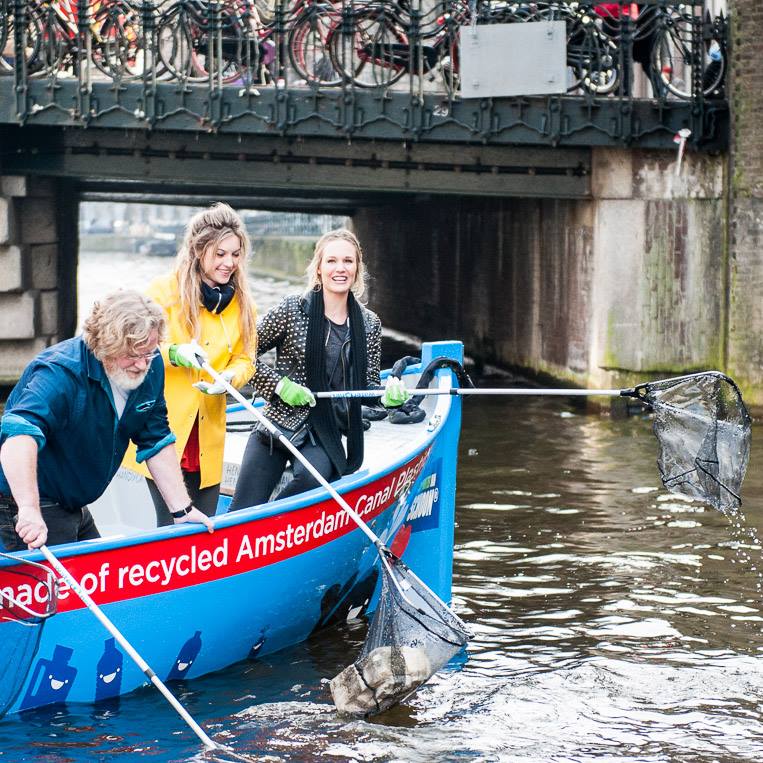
left=0, top=553, right=57, bottom=719
left=633, top=372, right=751, bottom=514
left=330, top=549, right=470, bottom=716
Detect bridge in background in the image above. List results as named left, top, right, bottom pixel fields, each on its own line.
left=5, top=0, right=758, bottom=406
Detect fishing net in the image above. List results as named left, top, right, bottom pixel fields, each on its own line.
left=330, top=547, right=470, bottom=716
left=629, top=372, right=751, bottom=514
left=0, top=553, right=57, bottom=718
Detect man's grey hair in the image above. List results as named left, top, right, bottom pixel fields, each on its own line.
left=82, top=290, right=167, bottom=360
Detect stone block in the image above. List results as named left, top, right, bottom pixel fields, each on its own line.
left=39, top=290, right=58, bottom=336
left=0, top=245, right=25, bottom=292
left=0, top=197, right=12, bottom=245
left=25, top=177, right=56, bottom=198
left=0, top=338, right=48, bottom=384
left=591, top=148, right=633, bottom=200
left=19, top=198, right=56, bottom=245
left=0, top=291, right=37, bottom=339
left=592, top=198, right=646, bottom=369
left=30, top=244, right=58, bottom=290
left=632, top=150, right=724, bottom=201
left=0, top=176, right=27, bottom=198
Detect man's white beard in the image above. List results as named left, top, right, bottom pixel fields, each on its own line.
left=104, top=364, right=149, bottom=391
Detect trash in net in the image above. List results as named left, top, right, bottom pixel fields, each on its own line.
left=330, top=547, right=470, bottom=717
left=628, top=371, right=751, bottom=514
left=0, top=553, right=58, bottom=719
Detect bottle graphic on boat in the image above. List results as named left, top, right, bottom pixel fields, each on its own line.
left=95, top=637, right=123, bottom=701
left=167, top=630, right=202, bottom=681
left=19, top=644, right=77, bottom=709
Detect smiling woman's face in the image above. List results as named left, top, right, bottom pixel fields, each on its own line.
left=200, top=233, right=241, bottom=287
left=318, top=239, right=358, bottom=297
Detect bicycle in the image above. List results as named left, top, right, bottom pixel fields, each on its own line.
left=326, top=0, right=470, bottom=90
left=648, top=3, right=724, bottom=99
left=156, top=0, right=272, bottom=84
left=1, top=0, right=145, bottom=79
left=326, top=0, right=620, bottom=95
left=286, top=0, right=345, bottom=85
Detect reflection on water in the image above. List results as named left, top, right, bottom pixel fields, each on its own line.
left=2, top=252, right=762, bottom=761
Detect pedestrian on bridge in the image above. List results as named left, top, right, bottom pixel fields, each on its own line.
left=0, top=290, right=213, bottom=551
left=121, top=202, right=257, bottom=526
left=228, top=228, right=408, bottom=511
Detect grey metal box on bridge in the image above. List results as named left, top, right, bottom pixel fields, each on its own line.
left=459, top=21, right=567, bottom=99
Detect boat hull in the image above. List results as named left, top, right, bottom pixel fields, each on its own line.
left=0, top=341, right=463, bottom=714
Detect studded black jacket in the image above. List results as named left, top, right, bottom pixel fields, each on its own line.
left=251, top=293, right=382, bottom=431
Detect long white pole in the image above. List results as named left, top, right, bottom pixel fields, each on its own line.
left=313, top=388, right=628, bottom=399
left=39, top=545, right=219, bottom=752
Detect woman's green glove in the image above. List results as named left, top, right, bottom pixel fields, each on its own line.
left=381, top=376, right=411, bottom=408
left=276, top=376, right=316, bottom=407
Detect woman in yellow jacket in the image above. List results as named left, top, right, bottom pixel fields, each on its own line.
left=123, top=203, right=257, bottom=525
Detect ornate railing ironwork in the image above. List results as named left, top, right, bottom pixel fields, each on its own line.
left=0, top=0, right=728, bottom=146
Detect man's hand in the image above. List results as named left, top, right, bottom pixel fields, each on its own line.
left=381, top=376, right=411, bottom=408
left=276, top=376, right=316, bottom=407
left=193, top=369, right=235, bottom=395
left=169, top=341, right=208, bottom=370
left=15, top=506, right=48, bottom=549
left=173, top=506, right=214, bottom=533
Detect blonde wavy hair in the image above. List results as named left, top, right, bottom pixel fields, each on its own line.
left=82, top=290, right=167, bottom=360
left=305, top=228, right=368, bottom=302
left=175, top=203, right=257, bottom=354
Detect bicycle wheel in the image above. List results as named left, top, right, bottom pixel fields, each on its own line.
left=566, top=13, right=620, bottom=95
left=288, top=7, right=342, bottom=85
left=157, top=8, right=197, bottom=80
left=191, top=7, right=257, bottom=85
left=1, top=2, right=64, bottom=77
left=92, top=0, right=151, bottom=80
left=651, top=12, right=724, bottom=99
left=328, top=6, right=407, bottom=88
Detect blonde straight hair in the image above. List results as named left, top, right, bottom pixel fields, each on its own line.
left=175, top=203, right=257, bottom=354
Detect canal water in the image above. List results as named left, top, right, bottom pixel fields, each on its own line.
left=1, top=252, right=762, bottom=761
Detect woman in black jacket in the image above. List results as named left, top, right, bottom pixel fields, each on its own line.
left=229, top=229, right=407, bottom=510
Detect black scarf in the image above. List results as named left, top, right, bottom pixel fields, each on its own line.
left=200, top=281, right=235, bottom=314
left=305, top=289, right=367, bottom=475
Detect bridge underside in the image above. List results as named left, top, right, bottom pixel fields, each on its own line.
left=1, top=124, right=595, bottom=208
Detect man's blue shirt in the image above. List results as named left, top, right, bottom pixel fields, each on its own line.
left=0, top=337, right=175, bottom=509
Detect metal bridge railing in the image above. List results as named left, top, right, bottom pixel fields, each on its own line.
left=0, top=0, right=728, bottom=143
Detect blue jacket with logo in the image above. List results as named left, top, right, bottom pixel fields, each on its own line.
left=0, top=337, right=175, bottom=510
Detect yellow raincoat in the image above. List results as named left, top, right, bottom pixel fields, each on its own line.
left=122, top=273, right=256, bottom=488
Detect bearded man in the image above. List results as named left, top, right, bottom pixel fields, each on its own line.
left=0, top=289, right=213, bottom=551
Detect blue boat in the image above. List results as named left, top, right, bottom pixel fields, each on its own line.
left=0, top=341, right=464, bottom=715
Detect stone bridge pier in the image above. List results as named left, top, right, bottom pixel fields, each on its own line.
left=358, top=147, right=728, bottom=395
left=0, top=176, right=77, bottom=383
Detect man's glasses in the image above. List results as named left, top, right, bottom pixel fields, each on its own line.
left=124, top=350, right=160, bottom=363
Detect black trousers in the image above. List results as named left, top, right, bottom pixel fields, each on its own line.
left=0, top=498, right=99, bottom=551
left=146, top=470, right=221, bottom=527
left=228, top=432, right=338, bottom=511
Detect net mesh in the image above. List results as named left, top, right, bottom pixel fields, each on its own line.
left=636, top=372, right=751, bottom=514
left=330, top=548, right=470, bottom=716
left=0, top=554, right=57, bottom=719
